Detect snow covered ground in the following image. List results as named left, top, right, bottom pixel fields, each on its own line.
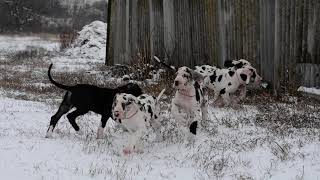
left=298, top=86, right=320, bottom=96
left=0, top=35, right=60, bottom=55
left=1, top=95, right=320, bottom=180
left=1, top=29, right=320, bottom=179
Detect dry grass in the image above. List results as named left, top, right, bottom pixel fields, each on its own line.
left=59, top=31, right=78, bottom=50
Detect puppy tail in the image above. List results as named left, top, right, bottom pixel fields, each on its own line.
left=156, top=88, right=166, bottom=102
left=48, top=64, right=73, bottom=91
left=153, top=56, right=176, bottom=71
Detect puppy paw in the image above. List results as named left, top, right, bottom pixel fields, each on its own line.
left=154, top=134, right=163, bottom=142
left=76, top=130, right=84, bottom=136
left=96, top=135, right=104, bottom=139
left=123, top=147, right=132, bottom=155
left=231, top=104, right=241, bottom=110
left=96, top=127, right=105, bottom=139
left=45, top=132, right=53, bottom=138
left=185, top=133, right=196, bottom=146
left=154, top=137, right=163, bottom=143
left=45, top=126, right=54, bottom=138
left=96, top=131, right=105, bottom=139
left=133, top=148, right=144, bottom=154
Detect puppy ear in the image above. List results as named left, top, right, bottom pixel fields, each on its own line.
left=235, top=62, right=244, bottom=69
left=239, top=59, right=251, bottom=66
left=224, top=60, right=234, bottom=68
left=128, top=95, right=138, bottom=104
left=112, top=94, right=118, bottom=109
left=191, top=70, right=204, bottom=83
left=240, top=74, right=249, bottom=84
left=241, top=68, right=252, bottom=84
left=112, top=93, right=119, bottom=103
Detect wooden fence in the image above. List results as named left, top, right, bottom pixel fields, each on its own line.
left=106, top=0, right=320, bottom=89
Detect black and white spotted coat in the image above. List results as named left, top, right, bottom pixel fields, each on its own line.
left=112, top=90, right=165, bottom=155
left=203, top=66, right=254, bottom=106
left=171, top=67, right=208, bottom=141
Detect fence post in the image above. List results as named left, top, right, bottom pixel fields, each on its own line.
left=217, top=0, right=226, bottom=66
left=105, top=0, right=112, bottom=65
left=149, top=0, right=154, bottom=61
left=274, top=0, right=281, bottom=95
left=125, top=0, right=130, bottom=63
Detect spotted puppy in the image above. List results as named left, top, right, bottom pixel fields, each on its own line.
left=112, top=89, right=166, bottom=155
left=224, top=59, right=261, bottom=86
left=224, top=59, right=262, bottom=103
left=204, top=65, right=258, bottom=106
left=172, top=66, right=208, bottom=142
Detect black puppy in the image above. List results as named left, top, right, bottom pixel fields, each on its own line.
left=45, top=64, right=143, bottom=138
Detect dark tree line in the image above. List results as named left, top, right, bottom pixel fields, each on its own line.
left=0, top=0, right=107, bottom=33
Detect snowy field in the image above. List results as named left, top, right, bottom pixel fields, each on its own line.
left=0, top=35, right=60, bottom=55
left=1, top=95, right=320, bottom=180
left=1, top=32, right=320, bottom=180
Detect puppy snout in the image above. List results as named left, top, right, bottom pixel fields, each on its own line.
left=113, top=111, right=120, bottom=117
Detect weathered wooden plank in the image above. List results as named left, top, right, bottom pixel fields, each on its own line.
left=283, top=0, right=289, bottom=83
left=113, top=0, right=125, bottom=64
left=288, top=0, right=295, bottom=86
left=125, top=0, right=130, bottom=62
left=163, top=0, right=175, bottom=62
left=259, top=0, right=264, bottom=75
left=245, top=0, right=248, bottom=59
left=315, top=0, right=320, bottom=64
left=205, top=0, right=217, bottom=65
left=231, top=0, right=236, bottom=59
left=274, top=0, right=280, bottom=93
left=296, top=63, right=320, bottom=87
left=190, top=0, right=201, bottom=64
left=106, top=0, right=113, bottom=65
left=217, top=0, right=226, bottom=66
left=130, top=0, right=138, bottom=61
left=149, top=0, right=154, bottom=61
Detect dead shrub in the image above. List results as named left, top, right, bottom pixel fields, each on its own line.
left=254, top=101, right=320, bottom=138
left=7, top=47, right=50, bottom=63
left=59, top=31, right=78, bottom=50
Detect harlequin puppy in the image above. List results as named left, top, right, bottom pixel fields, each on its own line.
left=223, top=59, right=262, bottom=103
left=46, top=64, right=143, bottom=139
left=203, top=66, right=255, bottom=106
left=224, top=59, right=262, bottom=86
left=172, top=66, right=208, bottom=143
left=112, top=89, right=165, bottom=155
left=153, top=56, right=261, bottom=106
